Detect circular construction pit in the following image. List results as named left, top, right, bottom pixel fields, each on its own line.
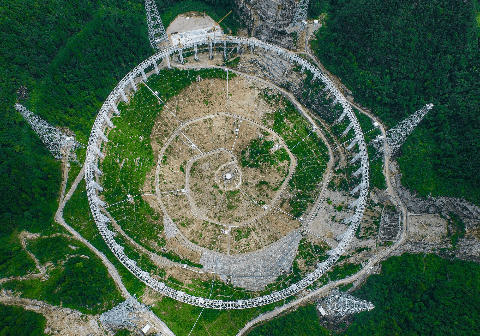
left=84, top=34, right=370, bottom=309
left=155, top=77, right=300, bottom=252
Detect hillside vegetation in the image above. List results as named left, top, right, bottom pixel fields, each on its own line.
left=0, top=0, right=240, bottom=323
left=247, top=253, right=480, bottom=336
left=312, top=0, right=480, bottom=204
left=0, top=304, right=46, bottom=336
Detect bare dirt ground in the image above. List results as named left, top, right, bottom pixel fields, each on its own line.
left=149, top=76, right=305, bottom=259
left=406, top=214, right=448, bottom=244
left=0, top=290, right=108, bottom=336
left=166, top=12, right=219, bottom=39
left=308, top=189, right=356, bottom=247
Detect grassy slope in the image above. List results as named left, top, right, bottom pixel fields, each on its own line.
left=247, top=305, right=330, bottom=336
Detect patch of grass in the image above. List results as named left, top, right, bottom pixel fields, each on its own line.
left=0, top=233, right=36, bottom=278
left=152, top=296, right=280, bottom=336
left=328, top=262, right=362, bottom=281
left=224, top=56, right=241, bottom=67
left=339, top=283, right=354, bottom=292
left=353, top=108, right=381, bottom=144
left=234, top=227, right=251, bottom=240
left=108, top=198, right=165, bottom=252
left=297, top=239, right=328, bottom=268
left=247, top=305, right=330, bottom=336
left=369, top=157, right=386, bottom=190
left=448, top=212, right=466, bottom=248
left=27, top=235, right=88, bottom=266
left=241, top=138, right=274, bottom=168
left=268, top=98, right=329, bottom=217
left=0, top=303, right=47, bottom=336
left=2, top=254, right=123, bottom=314
left=161, top=250, right=203, bottom=269
left=63, top=179, right=98, bottom=241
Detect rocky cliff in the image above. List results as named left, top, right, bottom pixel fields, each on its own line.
left=235, top=0, right=302, bottom=49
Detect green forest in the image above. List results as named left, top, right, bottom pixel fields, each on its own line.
left=247, top=253, right=480, bottom=336
left=312, top=0, right=480, bottom=204
left=0, top=0, right=240, bottom=250
left=0, top=304, right=46, bottom=336
left=1, top=0, right=479, bottom=334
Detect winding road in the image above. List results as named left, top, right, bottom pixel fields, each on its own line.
left=54, top=165, right=130, bottom=298
left=235, top=55, right=410, bottom=336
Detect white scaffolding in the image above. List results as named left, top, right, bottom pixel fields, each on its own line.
left=319, top=288, right=374, bottom=316
left=292, top=0, right=309, bottom=27
left=15, top=104, right=82, bottom=160
left=374, top=104, right=433, bottom=156
left=84, top=35, right=372, bottom=309
left=145, top=0, right=168, bottom=50
left=99, top=296, right=148, bottom=330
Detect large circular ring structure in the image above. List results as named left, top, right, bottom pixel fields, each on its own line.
left=84, top=36, right=369, bottom=309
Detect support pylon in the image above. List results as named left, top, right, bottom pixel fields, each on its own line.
left=15, top=104, right=82, bottom=160
left=292, top=0, right=309, bottom=27
left=373, top=103, right=433, bottom=156
left=318, top=288, right=375, bottom=316
left=145, top=0, right=168, bottom=50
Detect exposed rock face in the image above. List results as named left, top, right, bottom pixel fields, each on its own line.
left=394, top=174, right=480, bottom=231
left=235, top=0, right=300, bottom=49
left=200, top=231, right=302, bottom=291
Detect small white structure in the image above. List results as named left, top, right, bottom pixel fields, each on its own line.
left=171, top=26, right=222, bottom=47
left=141, top=324, right=151, bottom=334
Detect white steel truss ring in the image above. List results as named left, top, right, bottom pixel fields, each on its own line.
left=84, top=36, right=370, bottom=309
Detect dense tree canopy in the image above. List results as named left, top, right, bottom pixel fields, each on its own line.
left=247, top=253, right=480, bottom=336
left=312, top=0, right=480, bottom=204
left=0, top=304, right=46, bottom=336
left=346, top=253, right=480, bottom=335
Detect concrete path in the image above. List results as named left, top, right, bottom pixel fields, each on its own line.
left=55, top=166, right=130, bottom=298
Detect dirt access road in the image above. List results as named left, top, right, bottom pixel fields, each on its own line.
left=235, top=56, right=410, bottom=336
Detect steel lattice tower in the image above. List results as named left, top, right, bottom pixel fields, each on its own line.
left=319, top=288, right=375, bottom=316
left=292, top=0, right=309, bottom=27
left=372, top=103, right=433, bottom=156
left=385, top=103, right=433, bottom=155
left=145, top=0, right=168, bottom=50
left=15, top=104, right=82, bottom=160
